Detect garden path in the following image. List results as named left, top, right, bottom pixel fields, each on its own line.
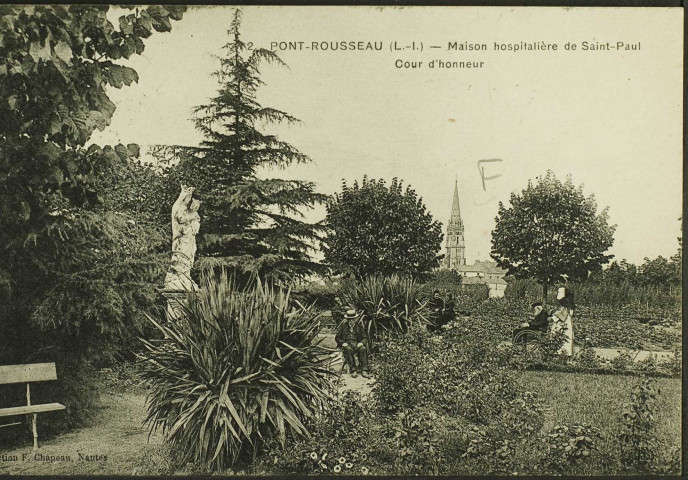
left=588, top=347, right=673, bottom=361
left=0, top=391, right=162, bottom=475
left=498, top=342, right=674, bottom=361
left=338, top=373, right=374, bottom=397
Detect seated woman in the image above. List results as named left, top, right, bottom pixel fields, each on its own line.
left=427, top=289, right=445, bottom=332
left=440, top=292, right=456, bottom=329
left=512, top=302, right=550, bottom=344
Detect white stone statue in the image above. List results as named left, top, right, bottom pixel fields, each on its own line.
left=164, top=185, right=201, bottom=291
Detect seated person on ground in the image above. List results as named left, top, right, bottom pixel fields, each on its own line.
left=441, top=292, right=456, bottom=329
left=427, top=289, right=445, bottom=332
left=335, top=309, right=371, bottom=378
left=512, top=302, right=550, bottom=340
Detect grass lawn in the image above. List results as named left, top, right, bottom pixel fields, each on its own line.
left=516, top=370, right=681, bottom=474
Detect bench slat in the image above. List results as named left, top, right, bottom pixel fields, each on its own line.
left=0, top=403, right=66, bottom=417
left=0, top=363, right=58, bottom=385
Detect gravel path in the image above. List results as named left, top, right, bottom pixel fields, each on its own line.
left=0, top=392, right=165, bottom=475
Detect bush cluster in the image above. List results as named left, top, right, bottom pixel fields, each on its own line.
left=504, top=277, right=680, bottom=309
left=264, top=391, right=392, bottom=476
left=440, top=291, right=680, bottom=353
left=503, top=341, right=680, bottom=379
left=133, top=273, right=679, bottom=476
left=371, top=326, right=546, bottom=474
left=542, top=424, right=603, bottom=471
left=617, top=378, right=679, bottom=474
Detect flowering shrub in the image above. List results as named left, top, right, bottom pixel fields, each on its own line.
left=301, top=450, right=372, bottom=475
left=266, top=391, right=391, bottom=475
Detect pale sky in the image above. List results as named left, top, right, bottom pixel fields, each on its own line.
left=91, top=6, right=683, bottom=266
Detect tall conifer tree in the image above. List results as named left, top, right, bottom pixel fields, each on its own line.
left=164, top=10, right=326, bottom=282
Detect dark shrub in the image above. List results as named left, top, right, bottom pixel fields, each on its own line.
left=542, top=423, right=603, bottom=471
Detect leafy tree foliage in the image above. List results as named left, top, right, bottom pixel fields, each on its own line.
left=601, top=259, right=638, bottom=285
left=0, top=5, right=184, bottom=226
left=637, top=256, right=679, bottom=288
left=324, top=176, right=443, bottom=278
left=0, top=5, right=185, bottom=431
left=598, top=219, right=680, bottom=290
left=155, top=10, right=326, bottom=283
left=491, top=171, right=615, bottom=300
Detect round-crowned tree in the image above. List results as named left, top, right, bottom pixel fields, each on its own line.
left=491, top=170, right=616, bottom=300
left=324, top=176, right=443, bottom=278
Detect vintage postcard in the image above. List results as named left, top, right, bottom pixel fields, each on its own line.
left=0, top=5, right=682, bottom=476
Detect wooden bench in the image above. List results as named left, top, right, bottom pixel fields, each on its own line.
left=0, top=363, right=66, bottom=450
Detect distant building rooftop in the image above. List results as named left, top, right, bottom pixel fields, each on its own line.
left=454, top=260, right=507, bottom=275
left=462, top=276, right=487, bottom=285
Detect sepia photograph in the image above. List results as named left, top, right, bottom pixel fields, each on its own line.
left=0, top=4, right=683, bottom=476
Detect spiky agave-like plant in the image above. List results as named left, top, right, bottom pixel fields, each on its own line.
left=339, top=274, right=430, bottom=340
left=139, top=271, right=334, bottom=471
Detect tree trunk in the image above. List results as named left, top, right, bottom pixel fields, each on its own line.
left=542, top=283, right=549, bottom=305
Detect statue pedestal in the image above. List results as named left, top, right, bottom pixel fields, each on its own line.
left=159, top=289, right=188, bottom=322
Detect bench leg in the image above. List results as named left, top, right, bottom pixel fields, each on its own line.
left=32, top=414, right=38, bottom=451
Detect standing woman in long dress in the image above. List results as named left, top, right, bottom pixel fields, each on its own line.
left=551, top=287, right=575, bottom=356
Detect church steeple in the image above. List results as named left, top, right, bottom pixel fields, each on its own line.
left=444, top=178, right=466, bottom=268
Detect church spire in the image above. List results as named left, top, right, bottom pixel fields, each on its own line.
left=444, top=177, right=466, bottom=268
left=451, top=177, right=461, bottom=221
left=448, top=178, right=463, bottom=235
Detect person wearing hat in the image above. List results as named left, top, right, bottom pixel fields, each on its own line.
left=335, top=309, right=370, bottom=377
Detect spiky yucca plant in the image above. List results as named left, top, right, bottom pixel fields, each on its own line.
left=139, top=272, right=334, bottom=471
left=339, top=274, right=429, bottom=340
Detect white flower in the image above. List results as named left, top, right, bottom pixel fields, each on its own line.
left=309, top=452, right=318, bottom=460
left=338, top=457, right=346, bottom=464
left=361, top=466, right=370, bottom=475
left=334, top=465, right=342, bottom=473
